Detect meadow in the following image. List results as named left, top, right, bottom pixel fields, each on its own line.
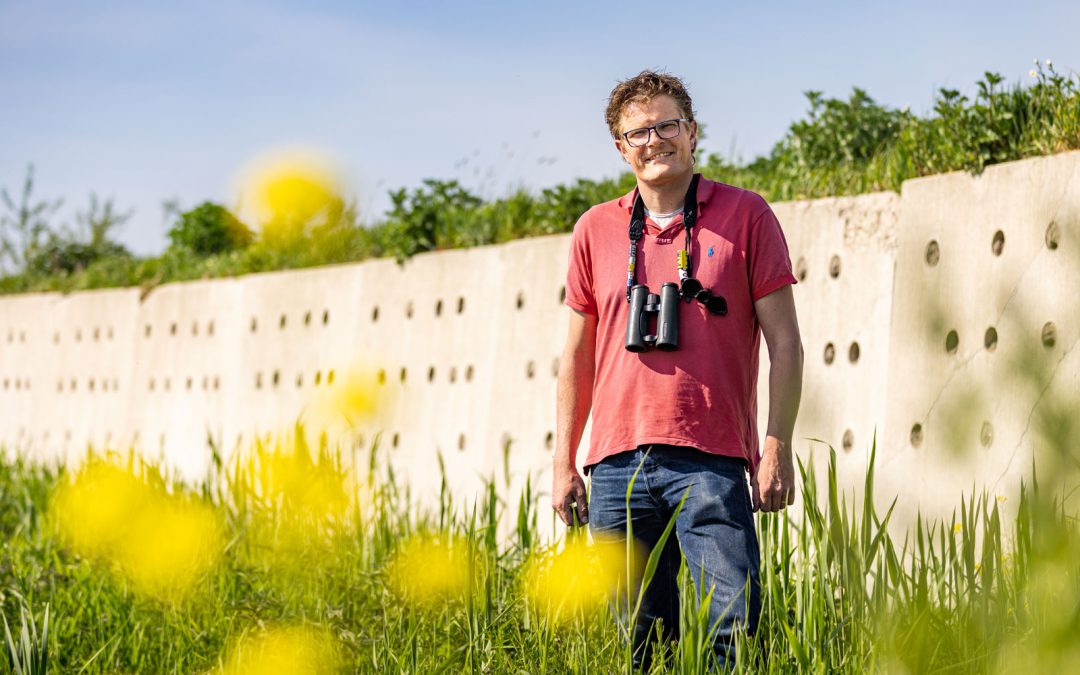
left=1, top=429, right=1077, bottom=674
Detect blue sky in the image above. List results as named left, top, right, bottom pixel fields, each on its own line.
left=2, top=0, right=1078, bottom=255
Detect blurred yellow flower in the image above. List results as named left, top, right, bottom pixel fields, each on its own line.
left=217, top=625, right=341, bottom=675
left=237, top=148, right=342, bottom=244
left=303, top=362, right=386, bottom=438
left=49, top=457, right=224, bottom=601
left=523, top=536, right=633, bottom=625
left=385, top=535, right=476, bottom=607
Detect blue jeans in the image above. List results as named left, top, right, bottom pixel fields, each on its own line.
left=588, top=445, right=761, bottom=671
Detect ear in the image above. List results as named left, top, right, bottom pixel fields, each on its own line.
left=689, top=120, right=698, bottom=154
left=615, top=137, right=631, bottom=164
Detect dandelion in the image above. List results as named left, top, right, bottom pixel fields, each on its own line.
left=953, top=523, right=963, bottom=534
left=235, top=147, right=342, bottom=244
left=1030, top=69, right=1038, bottom=78
left=385, top=535, right=476, bottom=607
left=49, top=456, right=224, bottom=601
left=303, top=361, right=387, bottom=439
left=218, top=625, right=341, bottom=675
left=523, top=536, right=631, bottom=625
left=1045, top=59, right=1052, bottom=68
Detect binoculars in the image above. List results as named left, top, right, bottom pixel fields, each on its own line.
left=625, top=283, right=680, bottom=352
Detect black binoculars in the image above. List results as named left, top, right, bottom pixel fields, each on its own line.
left=625, top=283, right=680, bottom=352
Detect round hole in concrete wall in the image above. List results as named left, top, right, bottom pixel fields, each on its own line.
left=322, top=310, right=329, bottom=325
left=795, top=257, right=808, bottom=282
left=449, top=367, right=457, bottom=383
left=984, top=327, right=998, bottom=352
left=457, top=296, right=466, bottom=314
left=458, top=433, right=466, bottom=451
left=377, top=369, right=386, bottom=385
left=372, top=306, right=379, bottom=322
left=111, top=378, right=117, bottom=391
left=70, top=378, right=77, bottom=392
left=842, top=429, right=855, bottom=453
left=208, top=321, right=214, bottom=336
left=848, top=342, right=860, bottom=364
left=57, top=379, right=63, bottom=392
left=106, top=328, right=112, bottom=340
left=93, top=327, right=100, bottom=341
left=1041, top=321, right=1056, bottom=349
left=392, top=432, right=400, bottom=449
left=1045, top=221, right=1060, bottom=250
left=526, top=360, right=535, bottom=379
left=2, top=378, right=8, bottom=390
left=398, top=367, right=406, bottom=384
left=304, top=311, right=312, bottom=326
left=75, top=329, right=82, bottom=342
left=544, top=431, right=554, bottom=451
left=170, top=323, right=177, bottom=336
left=428, top=366, right=436, bottom=382
left=435, top=299, right=443, bottom=317
left=991, top=230, right=1005, bottom=256
left=202, top=376, right=209, bottom=391
left=191, top=321, right=198, bottom=336
left=823, top=342, right=836, bottom=365
left=279, top=314, right=287, bottom=329
left=516, top=291, right=525, bottom=310
left=465, top=365, right=474, bottom=382
left=163, top=378, right=170, bottom=391
left=272, top=370, right=280, bottom=387
left=945, top=330, right=959, bottom=355
left=314, top=370, right=322, bottom=385
left=552, top=357, right=560, bottom=377
left=406, top=302, right=414, bottom=319
left=54, top=332, right=60, bottom=344
left=910, top=423, right=924, bottom=447
left=88, top=379, right=95, bottom=392
left=255, top=372, right=262, bottom=389
left=145, top=324, right=152, bottom=338
left=828, top=255, right=841, bottom=279
left=327, top=369, right=335, bottom=384
left=186, top=377, right=193, bottom=390
left=980, top=421, right=994, bottom=448
left=558, top=286, right=566, bottom=304
left=213, top=376, right=219, bottom=391
left=296, top=373, right=303, bottom=388
left=250, top=317, right=258, bottom=333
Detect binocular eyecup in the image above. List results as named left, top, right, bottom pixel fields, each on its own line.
left=625, top=282, right=680, bottom=352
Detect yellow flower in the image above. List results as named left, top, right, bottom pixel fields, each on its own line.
left=385, top=535, right=476, bottom=607
left=217, top=625, right=340, bottom=675
left=236, top=148, right=342, bottom=244
left=49, top=456, right=224, bottom=601
left=523, top=536, right=633, bottom=625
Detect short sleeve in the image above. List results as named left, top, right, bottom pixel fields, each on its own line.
left=564, top=214, right=597, bottom=315
left=748, top=206, right=798, bottom=301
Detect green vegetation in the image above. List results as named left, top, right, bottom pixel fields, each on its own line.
left=2, top=64, right=1078, bottom=295
left=1, top=437, right=1077, bottom=673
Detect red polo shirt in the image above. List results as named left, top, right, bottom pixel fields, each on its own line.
left=564, top=176, right=796, bottom=474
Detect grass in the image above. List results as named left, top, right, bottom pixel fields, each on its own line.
left=0, top=432, right=1077, bottom=673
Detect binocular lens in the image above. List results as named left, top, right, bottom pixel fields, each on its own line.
left=680, top=278, right=703, bottom=298
left=704, top=295, right=728, bottom=315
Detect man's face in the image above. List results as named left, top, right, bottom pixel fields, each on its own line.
left=615, top=95, right=697, bottom=187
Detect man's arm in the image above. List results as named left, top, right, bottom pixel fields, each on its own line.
left=752, top=284, right=804, bottom=512
left=552, top=308, right=597, bottom=526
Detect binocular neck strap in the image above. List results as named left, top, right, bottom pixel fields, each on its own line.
left=626, top=173, right=702, bottom=302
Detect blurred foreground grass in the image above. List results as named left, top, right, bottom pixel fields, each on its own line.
left=1, top=433, right=1078, bottom=674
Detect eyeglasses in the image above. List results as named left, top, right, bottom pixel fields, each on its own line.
left=622, top=118, right=691, bottom=148
left=680, top=278, right=728, bottom=316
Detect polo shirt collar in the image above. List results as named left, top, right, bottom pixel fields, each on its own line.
left=617, top=173, right=716, bottom=214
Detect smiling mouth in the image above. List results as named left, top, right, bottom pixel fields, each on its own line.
left=646, top=151, right=674, bottom=162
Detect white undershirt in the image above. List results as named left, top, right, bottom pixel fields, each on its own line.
left=644, top=207, right=680, bottom=229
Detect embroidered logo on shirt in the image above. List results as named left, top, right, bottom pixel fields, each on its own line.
left=708, top=246, right=714, bottom=257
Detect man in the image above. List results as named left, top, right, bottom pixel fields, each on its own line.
left=552, top=70, right=803, bottom=669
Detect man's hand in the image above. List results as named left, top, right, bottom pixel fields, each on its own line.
left=752, top=436, right=796, bottom=512
left=552, top=464, right=589, bottom=526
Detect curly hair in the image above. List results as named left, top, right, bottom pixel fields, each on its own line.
left=605, top=70, right=696, bottom=140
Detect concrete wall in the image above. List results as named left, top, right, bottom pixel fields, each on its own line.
left=1, top=151, right=1078, bottom=522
